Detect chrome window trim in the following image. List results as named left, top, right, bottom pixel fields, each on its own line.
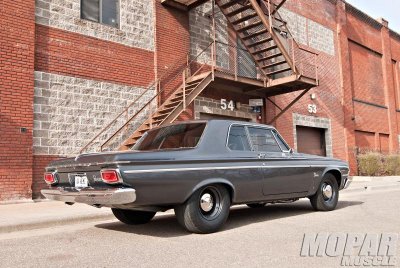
left=226, top=124, right=253, bottom=152
left=245, top=125, right=284, bottom=153
left=271, top=129, right=291, bottom=153
left=123, top=165, right=346, bottom=174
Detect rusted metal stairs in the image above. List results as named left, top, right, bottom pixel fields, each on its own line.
left=216, top=0, right=294, bottom=79
left=118, top=71, right=213, bottom=150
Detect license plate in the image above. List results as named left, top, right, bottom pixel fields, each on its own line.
left=75, top=175, right=89, bottom=188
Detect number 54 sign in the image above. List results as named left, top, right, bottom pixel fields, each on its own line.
left=221, top=99, right=235, bottom=111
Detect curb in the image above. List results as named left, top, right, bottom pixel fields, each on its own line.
left=0, top=213, right=115, bottom=234
left=342, top=183, right=400, bottom=194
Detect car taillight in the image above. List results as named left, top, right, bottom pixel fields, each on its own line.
left=101, top=170, right=121, bottom=184
left=44, top=172, right=58, bottom=185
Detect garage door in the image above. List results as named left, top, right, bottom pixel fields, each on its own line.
left=199, top=113, right=250, bottom=122
left=296, top=126, right=326, bottom=156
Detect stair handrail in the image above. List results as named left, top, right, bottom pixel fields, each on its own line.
left=99, top=41, right=215, bottom=152
left=79, top=51, right=194, bottom=154
left=261, top=0, right=319, bottom=78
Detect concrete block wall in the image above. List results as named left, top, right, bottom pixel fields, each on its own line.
left=189, top=2, right=229, bottom=69
left=33, top=71, right=154, bottom=156
left=35, top=0, right=154, bottom=50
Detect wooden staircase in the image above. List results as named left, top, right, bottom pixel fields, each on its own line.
left=216, top=0, right=295, bottom=78
left=118, top=71, right=213, bottom=150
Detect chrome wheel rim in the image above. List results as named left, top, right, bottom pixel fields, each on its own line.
left=198, top=187, right=222, bottom=220
left=200, top=193, right=214, bottom=213
left=322, top=183, right=333, bottom=200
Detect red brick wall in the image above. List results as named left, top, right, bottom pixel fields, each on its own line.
left=32, top=155, right=60, bottom=199
left=349, top=41, right=385, bottom=106
left=0, top=0, right=35, bottom=201
left=154, top=1, right=192, bottom=120
left=272, top=1, right=347, bottom=161
left=35, top=25, right=155, bottom=88
left=355, top=130, right=375, bottom=152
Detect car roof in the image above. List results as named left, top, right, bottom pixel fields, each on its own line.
left=156, top=119, right=275, bottom=129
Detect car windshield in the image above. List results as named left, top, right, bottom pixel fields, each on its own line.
left=133, top=123, right=207, bottom=151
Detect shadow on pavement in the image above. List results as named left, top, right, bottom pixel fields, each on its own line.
left=95, top=200, right=363, bottom=238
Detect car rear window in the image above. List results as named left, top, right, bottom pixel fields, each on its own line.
left=133, top=123, right=206, bottom=151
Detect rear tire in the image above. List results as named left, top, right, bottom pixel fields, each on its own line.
left=175, top=185, right=231, bottom=234
left=309, top=173, right=339, bottom=211
left=112, top=208, right=156, bottom=225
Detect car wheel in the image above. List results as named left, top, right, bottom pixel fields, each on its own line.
left=112, top=208, right=156, bottom=225
left=174, top=185, right=231, bottom=234
left=246, top=202, right=266, bottom=208
left=309, top=173, right=339, bottom=211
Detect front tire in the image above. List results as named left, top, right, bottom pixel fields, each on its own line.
left=112, top=208, right=156, bottom=225
left=309, top=173, right=339, bottom=211
left=175, top=185, right=231, bottom=234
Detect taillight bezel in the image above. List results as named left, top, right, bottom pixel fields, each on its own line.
left=100, top=169, right=123, bottom=185
left=44, top=172, right=59, bottom=185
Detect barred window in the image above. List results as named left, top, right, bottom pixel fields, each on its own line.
left=81, top=0, right=119, bottom=28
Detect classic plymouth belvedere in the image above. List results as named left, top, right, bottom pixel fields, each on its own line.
left=42, top=120, right=350, bottom=233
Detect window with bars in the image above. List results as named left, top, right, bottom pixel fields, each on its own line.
left=81, top=0, right=119, bottom=28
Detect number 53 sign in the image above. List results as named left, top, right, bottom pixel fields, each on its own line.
left=308, top=104, right=317, bottom=114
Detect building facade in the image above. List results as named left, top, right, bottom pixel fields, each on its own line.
left=0, top=0, right=399, bottom=202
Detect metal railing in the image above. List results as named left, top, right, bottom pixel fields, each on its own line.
left=80, top=42, right=216, bottom=153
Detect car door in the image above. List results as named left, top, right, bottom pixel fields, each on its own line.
left=246, top=127, right=312, bottom=197
left=226, top=125, right=265, bottom=202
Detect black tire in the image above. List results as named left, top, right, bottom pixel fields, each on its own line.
left=174, top=185, right=231, bottom=234
left=112, top=208, right=156, bottom=225
left=246, top=202, right=266, bottom=208
left=309, top=173, right=339, bottom=211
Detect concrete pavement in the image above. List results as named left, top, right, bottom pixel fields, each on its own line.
left=0, top=201, right=113, bottom=233
left=0, top=183, right=399, bottom=268
left=1, top=176, right=400, bottom=234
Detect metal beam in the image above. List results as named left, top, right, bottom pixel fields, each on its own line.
left=267, top=88, right=311, bottom=124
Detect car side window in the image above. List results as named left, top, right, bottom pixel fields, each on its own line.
left=273, top=130, right=290, bottom=151
left=247, top=127, right=282, bottom=152
left=227, top=126, right=251, bottom=151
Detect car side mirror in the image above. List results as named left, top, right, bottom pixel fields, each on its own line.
left=289, top=148, right=294, bottom=154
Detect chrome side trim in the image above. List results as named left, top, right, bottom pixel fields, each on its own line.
left=124, top=165, right=347, bottom=174
left=41, top=188, right=136, bottom=205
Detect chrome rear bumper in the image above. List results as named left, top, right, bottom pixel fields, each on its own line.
left=41, top=187, right=136, bottom=205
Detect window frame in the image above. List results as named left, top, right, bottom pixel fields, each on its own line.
left=226, top=124, right=252, bottom=152
left=226, top=123, right=290, bottom=153
left=80, top=0, right=121, bottom=29
left=132, top=122, right=208, bottom=152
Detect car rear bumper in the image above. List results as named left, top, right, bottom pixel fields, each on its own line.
left=41, top=187, right=136, bottom=205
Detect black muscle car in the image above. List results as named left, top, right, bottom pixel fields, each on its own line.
left=42, top=120, right=350, bottom=233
